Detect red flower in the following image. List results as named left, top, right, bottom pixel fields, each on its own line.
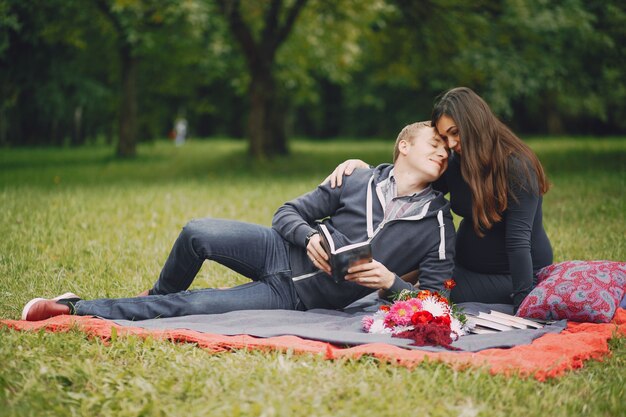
left=417, top=290, right=432, bottom=300
left=379, top=305, right=390, bottom=312
left=444, top=279, right=456, bottom=290
left=433, top=315, right=451, bottom=327
left=411, top=310, right=434, bottom=325
left=436, top=294, right=449, bottom=304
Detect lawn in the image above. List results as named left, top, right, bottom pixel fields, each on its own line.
left=1, top=137, right=625, bottom=417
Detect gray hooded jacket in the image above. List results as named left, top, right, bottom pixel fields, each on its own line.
left=272, top=164, right=456, bottom=310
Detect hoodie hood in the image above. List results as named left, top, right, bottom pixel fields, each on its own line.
left=366, top=164, right=447, bottom=258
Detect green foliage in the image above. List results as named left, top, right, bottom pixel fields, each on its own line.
left=1, top=0, right=624, bottom=149
left=276, top=0, right=389, bottom=104
left=0, top=138, right=624, bottom=416
left=334, top=0, right=626, bottom=136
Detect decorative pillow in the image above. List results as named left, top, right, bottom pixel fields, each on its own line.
left=517, top=260, right=626, bottom=323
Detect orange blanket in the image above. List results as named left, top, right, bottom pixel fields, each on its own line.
left=3, top=308, right=625, bottom=381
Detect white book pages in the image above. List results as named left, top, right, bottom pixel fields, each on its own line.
left=470, top=327, right=499, bottom=335
left=477, top=312, right=528, bottom=329
left=488, top=310, right=544, bottom=329
left=467, top=316, right=515, bottom=332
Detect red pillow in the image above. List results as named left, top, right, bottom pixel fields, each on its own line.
left=517, top=261, right=626, bottom=323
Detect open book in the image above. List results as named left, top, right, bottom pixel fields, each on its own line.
left=466, top=310, right=545, bottom=334
left=317, top=224, right=372, bottom=284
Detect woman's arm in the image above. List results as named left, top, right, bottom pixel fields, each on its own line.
left=323, top=159, right=449, bottom=194
left=505, top=164, right=541, bottom=311
left=322, top=159, right=369, bottom=188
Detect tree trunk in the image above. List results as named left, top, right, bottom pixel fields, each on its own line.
left=248, top=72, right=288, bottom=158
left=215, top=0, right=308, bottom=159
left=545, top=91, right=564, bottom=135
left=117, top=47, right=138, bottom=157
left=0, top=107, right=7, bottom=147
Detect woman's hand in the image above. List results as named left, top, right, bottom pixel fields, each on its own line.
left=306, top=234, right=331, bottom=274
left=345, top=259, right=395, bottom=290
left=321, top=159, right=369, bottom=188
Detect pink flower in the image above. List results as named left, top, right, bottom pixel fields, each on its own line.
left=361, top=316, right=374, bottom=332
left=386, top=301, right=414, bottom=326
left=406, top=297, right=423, bottom=313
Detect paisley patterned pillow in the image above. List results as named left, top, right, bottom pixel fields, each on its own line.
left=517, top=261, right=626, bottom=323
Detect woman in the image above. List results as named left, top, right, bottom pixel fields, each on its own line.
left=327, top=87, right=552, bottom=311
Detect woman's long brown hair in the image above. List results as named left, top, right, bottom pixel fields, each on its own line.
left=431, top=87, right=549, bottom=237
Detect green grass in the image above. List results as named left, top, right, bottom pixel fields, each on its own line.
left=1, top=137, right=625, bottom=417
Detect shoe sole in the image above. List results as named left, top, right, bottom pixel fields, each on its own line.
left=21, top=292, right=79, bottom=321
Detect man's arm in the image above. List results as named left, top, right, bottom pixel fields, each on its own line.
left=346, top=214, right=456, bottom=297
left=414, top=219, right=456, bottom=293
left=272, top=181, right=343, bottom=248
left=395, top=213, right=456, bottom=296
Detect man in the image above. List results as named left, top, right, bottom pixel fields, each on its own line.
left=22, top=122, right=454, bottom=321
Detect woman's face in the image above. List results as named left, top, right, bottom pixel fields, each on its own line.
left=435, top=115, right=461, bottom=154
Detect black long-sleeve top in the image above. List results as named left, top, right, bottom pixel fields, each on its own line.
left=433, top=152, right=553, bottom=307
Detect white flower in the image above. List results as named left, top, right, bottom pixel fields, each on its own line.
left=391, top=325, right=414, bottom=335
left=450, top=318, right=463, bottom=340
left=421, top=296, right=450, bottom=317
left=369, top=319, right=392, bottom=334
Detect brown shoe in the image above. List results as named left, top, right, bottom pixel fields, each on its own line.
left=21, top=292, right=78, bottom=321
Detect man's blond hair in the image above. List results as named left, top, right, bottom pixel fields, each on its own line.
left=393, top=121, right=433, bottom=162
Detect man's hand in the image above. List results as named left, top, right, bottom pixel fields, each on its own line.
left=321, top=159, right=369, bottom=188
left=306, top=234, right=331, bottom=274
left=345, top=259, right=395, bottom=290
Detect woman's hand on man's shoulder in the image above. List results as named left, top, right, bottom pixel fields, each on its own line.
left=321, top=159, right=369, bottom=188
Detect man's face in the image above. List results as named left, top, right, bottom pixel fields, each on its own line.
left=402, top=128, right=449, bottom=182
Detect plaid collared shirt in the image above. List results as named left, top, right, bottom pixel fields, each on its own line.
left=380, top=169, right=430, bottom=221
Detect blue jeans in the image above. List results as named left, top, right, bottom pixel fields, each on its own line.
left=75, top=218, right=304, bottom=320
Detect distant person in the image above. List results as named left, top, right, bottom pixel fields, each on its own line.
left=22, top=122, right=455, bottom=322
left=326, top=87, right=553, bottom=312
left=174, top=118, right=187, bottom=147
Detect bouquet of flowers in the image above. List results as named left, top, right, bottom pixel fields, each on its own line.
left=362, top=279, right=470, bottom=349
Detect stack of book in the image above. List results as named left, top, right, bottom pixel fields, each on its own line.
left=466, top=311, right=545, bottom=334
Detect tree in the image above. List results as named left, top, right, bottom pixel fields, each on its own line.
left=92, top=0, right=206, bottom=156
left=0, top=0, right=118, bottom=147
left=93, top=0, right=160, bottom=156
left=214, top=0, right=308, bottom=158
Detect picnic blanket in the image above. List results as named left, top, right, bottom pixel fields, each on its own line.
left=2, top=299, right=625, bottom=381
left=110, top=301, right=567, bottom=353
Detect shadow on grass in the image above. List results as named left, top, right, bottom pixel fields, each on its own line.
left=0, top=145, right=173, bottom=170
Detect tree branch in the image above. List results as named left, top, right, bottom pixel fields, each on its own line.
left=261, top=0, right=282, bottom=45
left=215, top=0, right=261, bottom=70
left=273, top=0, right=308, bottom=52
left=93, top=0, right=125, bottom=39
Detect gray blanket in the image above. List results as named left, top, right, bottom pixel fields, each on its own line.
left=112, top=295, right=566, bottom=352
